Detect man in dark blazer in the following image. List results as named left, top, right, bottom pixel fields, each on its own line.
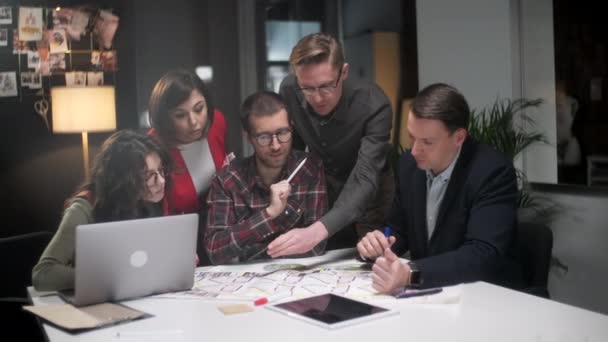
left=357, top=83, right=523, bottom=293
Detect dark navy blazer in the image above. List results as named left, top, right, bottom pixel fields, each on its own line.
left=388, top=137, right=523, bottom=289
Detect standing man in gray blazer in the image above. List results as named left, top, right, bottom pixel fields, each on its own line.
left=269, top=32, right=393, bottom=257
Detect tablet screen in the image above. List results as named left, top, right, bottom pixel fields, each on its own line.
left=271, top=293, right=394, bottom=328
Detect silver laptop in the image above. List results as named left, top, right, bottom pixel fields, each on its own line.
left=60, top=213, right=198, bottom=306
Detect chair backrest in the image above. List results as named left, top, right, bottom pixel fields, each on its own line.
left=1, top=232, right=51, bottom=342
left=517, top=222, right=553, bottom=298
left=0, top=231, right=52, bottom=298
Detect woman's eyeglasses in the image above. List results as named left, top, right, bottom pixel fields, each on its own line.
left=253, top=128, right=292, bottom=147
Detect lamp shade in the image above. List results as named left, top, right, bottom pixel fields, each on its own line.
left=51, top=86, right=117, bottom=133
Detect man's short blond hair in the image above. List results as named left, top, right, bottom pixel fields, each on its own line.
left=289, top=33, right=344, bottom=70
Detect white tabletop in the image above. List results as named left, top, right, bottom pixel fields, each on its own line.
left=29, top=250, right=608, bottom=342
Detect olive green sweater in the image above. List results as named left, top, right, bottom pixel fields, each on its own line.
left=32, top=198, right=164, bottom=291
left=32, top=198, right=93, bottom=291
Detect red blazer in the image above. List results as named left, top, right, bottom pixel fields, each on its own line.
left=148, top=109, right=227, bottom=214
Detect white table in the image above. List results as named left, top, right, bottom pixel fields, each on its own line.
left=29, top=250, right=608, bottom=342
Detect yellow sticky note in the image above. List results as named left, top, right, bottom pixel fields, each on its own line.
left=217, top=304, right=254, bottom=315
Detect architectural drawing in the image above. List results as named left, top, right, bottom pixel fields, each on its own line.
left=158, top=262, right=386, bottom=301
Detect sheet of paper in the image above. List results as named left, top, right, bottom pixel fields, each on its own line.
left=18, top=7, right=43, bottom=41
left=156, top=255, right=391, bottom=302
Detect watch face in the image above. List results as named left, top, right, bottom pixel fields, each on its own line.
left=410, top=269, right=422, bottom=286
left=408, top=263, right=422, bottom=287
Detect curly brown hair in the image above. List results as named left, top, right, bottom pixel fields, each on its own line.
left=71, top=130, right=173, bottom=222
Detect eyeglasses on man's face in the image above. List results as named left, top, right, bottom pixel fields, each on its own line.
left=145, top=167, right=167, bottom=185
left=297, top=67, right=343, bottom=97
left=253, top=128, right=292, bottom=147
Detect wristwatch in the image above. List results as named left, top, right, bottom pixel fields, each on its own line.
left=407, top=261, right=423, bottom=287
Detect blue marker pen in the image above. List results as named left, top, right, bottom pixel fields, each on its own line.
left=382, top=226, right=393, bottom=257
left=384, top=226, right=391, bottom=238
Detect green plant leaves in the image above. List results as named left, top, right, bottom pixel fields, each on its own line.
left=468, top=98, right=547, bottom=160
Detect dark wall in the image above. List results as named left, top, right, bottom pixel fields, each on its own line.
left=207, top=0, right=241, bottom=158
left=1, top=0, right=243, bottom=237
left=132, top=0, right=207, bottom=117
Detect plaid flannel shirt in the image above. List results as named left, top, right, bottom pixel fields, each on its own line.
left=205, top=150, right=328, bottom=265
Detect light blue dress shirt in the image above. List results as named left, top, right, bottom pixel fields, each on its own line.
left=425, top=148, right=461, bottom=240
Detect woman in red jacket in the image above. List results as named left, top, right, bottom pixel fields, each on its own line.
left=148, top=69, right=228, bottom=263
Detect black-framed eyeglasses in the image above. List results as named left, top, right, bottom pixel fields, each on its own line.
left=253, top=128, right=292, bottom=147
left=297, top=66, right=343, bottom=97
left=145, top=167, right=167, bottom=184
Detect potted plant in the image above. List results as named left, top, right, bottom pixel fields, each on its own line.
left=468, top=97, right=554, bottom=219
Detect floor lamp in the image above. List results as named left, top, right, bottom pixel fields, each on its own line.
left=50, top=86, right=117, bottom=179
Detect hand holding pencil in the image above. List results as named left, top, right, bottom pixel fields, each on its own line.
left=265, top=158, right=329, bottom=258
left=265, top=158, right=307, bottom=219
left=266, top=180, right=291, bottom=219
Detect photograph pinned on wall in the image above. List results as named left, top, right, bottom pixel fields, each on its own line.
left=48, top=29, right=68, bottom=54
left=52, top=8, right=90, bottom=41
left=20, top=71, right=33, bottom=88
left=93, top=10, right=119, bottom=49
left=65, top=71, right=87, bottom=87
left=91, top=50, right=102, bottom=68
left=38, top=45, right=49, bottom=62
left=38, top=43, right=50, bottom=76
left=28, top=50, right=40, bottom=69
left=70, top=9, right=89, bottom=41
left=0, top=29, right=7, bottom=47
left=0, top=71, right=18, bottom=97
left=87, top=72, right=103, bottom=86
left=101, top=50, right=117, bottom=72
left=37, top=31, right=49, bottom=58
left=51, top=7, right=69, bottom=28
left=12, top=29, right=27, bottom=54
left=29, top=72, right=42, bottom=89
left=18, top=7, right=43, bottom=41
left=0, top=6, right=12, bottom=25
left=49, top=53, right=66, bottom=71
left=38, top=61, right=50, bottom=76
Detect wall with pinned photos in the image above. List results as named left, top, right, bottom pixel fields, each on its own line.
left=0, top=3, right=119, bottom=118
left=1, top=0, right=243, bottom=239
left=0, top=0, right=136, bottom=237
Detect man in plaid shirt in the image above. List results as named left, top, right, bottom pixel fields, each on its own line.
left=204, top=91, right=328, bottom=265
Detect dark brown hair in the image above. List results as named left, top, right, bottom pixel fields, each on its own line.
left=411, top=83, right=470, bottom=133
left=71, top=130, right=173, bottom=222
left=148, top=69, right=215, bottom=145
left=240, top=91, right=289, bottom=133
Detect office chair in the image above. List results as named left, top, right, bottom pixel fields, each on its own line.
left=0, top=231, right=52, bottom=341
left=517, top=222, right=553, bottom=298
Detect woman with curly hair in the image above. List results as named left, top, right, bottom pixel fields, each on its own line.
left=32, top=130, right=172, bottom=291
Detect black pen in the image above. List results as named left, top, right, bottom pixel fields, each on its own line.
left=394, top=287, right=443, bottom=298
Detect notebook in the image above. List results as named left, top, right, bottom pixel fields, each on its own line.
left=60, top=213, right=198, bottom=307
